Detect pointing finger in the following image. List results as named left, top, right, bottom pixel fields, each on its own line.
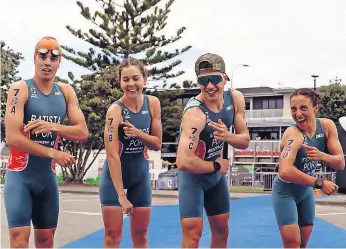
left=218, top=119, right=225, bottom=125
left=122, top=122, right=134, bottom=128
left=302, top=144, right=314, bottom=150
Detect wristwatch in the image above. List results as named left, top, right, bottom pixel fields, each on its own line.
left=213, top=161, right=221, bottom=172
left=315, top=178, right=324, bottom=189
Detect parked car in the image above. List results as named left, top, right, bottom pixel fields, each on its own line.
left=157, top=168, right=178, bottom=190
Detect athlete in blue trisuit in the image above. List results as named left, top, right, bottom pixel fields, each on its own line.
left=99, top=58, right=162, bottom=248
left=176, top=53, right=250, bottom=248
left=272, top=88, right=345, bottom=248
left=4, top=37, right=89, bottom=248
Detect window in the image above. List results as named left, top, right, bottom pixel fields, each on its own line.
left=253, top=96, right=284, bottom=110
left=249, top=127, right=286, bottom=140
left=269, top=99, right=276, bottom=109
left=245, top=98, right=251, bottom=110
left=183, top=97, right=190, bottom=106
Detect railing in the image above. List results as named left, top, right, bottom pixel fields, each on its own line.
left=245, top=109, right=283, bottom=118
left=229, top=172, right=337, bottom=192
left=234, top=140, right=281, bottom=157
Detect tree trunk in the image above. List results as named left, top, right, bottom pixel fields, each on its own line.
left=80, top=144, right=104, bottom=180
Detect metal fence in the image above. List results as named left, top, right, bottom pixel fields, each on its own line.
left=234, top=140, right=281, bottom=154
left=229, top=172, right=337, bottom=192
left=245, top=109, right=283, bottom=118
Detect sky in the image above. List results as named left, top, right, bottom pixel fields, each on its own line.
left=1, top=0, right=346, bottom=90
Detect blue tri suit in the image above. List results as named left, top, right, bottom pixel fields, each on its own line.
left=99, top=95, right=152, bottom=208
left=271, top=119, right=327, bottom=227
left=4, top=79, right=66, bottom=229
left=178, top=90, right=235, bottom=219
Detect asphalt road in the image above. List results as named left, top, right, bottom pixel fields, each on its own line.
left=1, top=193, right=345, bottom=248
left=315, top=203, right=346, bottom=230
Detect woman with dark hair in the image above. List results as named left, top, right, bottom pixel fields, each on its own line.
left=99, top=58, right=162, bottom=248
left=271, top=88, right=345, bottom=248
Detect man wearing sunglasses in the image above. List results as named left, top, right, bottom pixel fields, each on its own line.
left=176, top=53, right=250, bottom=248
left=4, top=36, right=89, bottom=248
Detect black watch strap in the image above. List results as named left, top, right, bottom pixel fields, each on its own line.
left=213, top=161, right=221, bottom=172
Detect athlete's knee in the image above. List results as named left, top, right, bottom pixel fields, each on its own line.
left=211, top=222, right=229, bottom=243
left=131, top=226, right=148, bottom=245
left=299, top=225, right=313, bottom=248
left=209, top=214, right=229, bottom=244
left=35, top=235, right=54, bottom=248
left=283, top=239, right=301, bottom=248
left=10, top=237, right=29, bottom=249
left=34, top=229, right=55, bottom=248
left=104, top=227, right=122, bottom=247
left=183, top=231, right=202, bottom=248
left=9, top=227, right=30, bottom=248
left=181, top=218, right=203, bottom=248
left=280, top=226, right=301, bottom=248
left=10, top=240, right=29, bottom=249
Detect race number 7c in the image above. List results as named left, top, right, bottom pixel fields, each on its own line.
left=188, top=127, right=197, bottom=149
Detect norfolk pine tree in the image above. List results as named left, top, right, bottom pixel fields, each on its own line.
left=57, top=69, right=123, bottom=182
left=62, top=0, right=191, bottom=81
left=58, top=0, right=191, bottom=182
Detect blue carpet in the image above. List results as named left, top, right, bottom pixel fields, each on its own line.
left=61, top=195, right=346, bottom=248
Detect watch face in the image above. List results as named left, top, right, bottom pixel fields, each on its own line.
left=317, top=178, right=323, bottom=187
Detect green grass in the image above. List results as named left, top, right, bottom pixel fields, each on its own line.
left=56, top=173, right=100, bottom=185
left=57, top=173, right=64, bottom=184
left=85, top=177, right=100, bottom=185
left=229, top=185, right=267, bottom=192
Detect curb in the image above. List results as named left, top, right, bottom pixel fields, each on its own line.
left=59, top=190, right=345, bottom=206
left=59, top=190, right=179, bottom=199
left=59, top=190, right=243, bottom=200
left=315, top=200, right=345, bottom=207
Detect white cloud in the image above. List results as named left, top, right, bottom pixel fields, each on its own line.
left=1, top=0, right=346, bottom=89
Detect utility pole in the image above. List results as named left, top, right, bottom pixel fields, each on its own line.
left=311, top=75, right=319, bottom=90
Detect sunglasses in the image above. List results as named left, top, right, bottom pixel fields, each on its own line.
left=37, top=48, right=61, bottom=57
left=197, top=74, right=224, bottom=86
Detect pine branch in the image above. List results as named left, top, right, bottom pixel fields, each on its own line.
left=64, top=0, right=191, bottom=82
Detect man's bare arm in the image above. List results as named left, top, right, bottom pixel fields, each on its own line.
left=278, top=127, right=318, bottom=186
left=54, top=83, right=89, bottom=141
left=5, top=81, right=56, bottom=158
left=224, top=90, right=250, bottom=149
left=176, top=108, right=215, bottom=174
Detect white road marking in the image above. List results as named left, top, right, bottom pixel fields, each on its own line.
left=63, top=211, right=102, bottom=215
left=62, top=199, right=99, bottom=202
left=63, top=211, right=129, bottom=219
left=317, top=212, right=346, bottom=216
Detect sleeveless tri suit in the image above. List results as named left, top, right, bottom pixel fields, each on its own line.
left=4, top=79, right=66, bottom=229
left=178, top=90, right=235, bottom=219
left=271, top=119, right=327, bottom=227
left=99, top=95, right=152, bottom=207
